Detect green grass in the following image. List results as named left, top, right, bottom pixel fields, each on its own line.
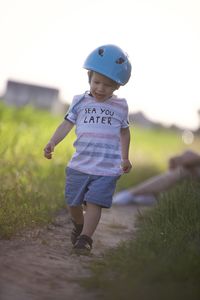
left=0, top=102, right=75, bottom=237
left=1, top=101, right=200, bottom=297
left=0, top=101, right=200, bottom=238
left=83, top=181, right=200, bottom=300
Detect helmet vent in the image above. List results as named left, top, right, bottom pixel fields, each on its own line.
left=98, top=48, right=104, bottom=57
left=116, top=57, right=125, bottom=64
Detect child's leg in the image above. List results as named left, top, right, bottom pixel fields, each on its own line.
left=67, top=205, right=84, bottom=245
left=81, top=202, right=102, bottom=237
left=67, top=205, right=84, bottom=224
left=71, top=203, right=102, bottom=254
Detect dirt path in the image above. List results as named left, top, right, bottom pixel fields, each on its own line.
left=0, top=205, right=142, bottom=300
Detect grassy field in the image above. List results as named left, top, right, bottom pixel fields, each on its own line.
left=0, top=102, right=75, bottom=237
left=83, top=180, right=200, bottom=300
left=1, top=102, right=200, bottom=297
left=0, top=101, right=200, bottom=237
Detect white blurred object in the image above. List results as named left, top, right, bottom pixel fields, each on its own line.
left=182, top=130, right=194, bottom=144
left=113, top=190, right=156, bottom=205
left=113, top=190, right=133, bottom=205
left=132, top=194, right=156, bottom=205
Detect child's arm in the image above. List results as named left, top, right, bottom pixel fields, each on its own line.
left=44, top=119, right=74, bottom=159
left=120, top=127, right=132, bottom=173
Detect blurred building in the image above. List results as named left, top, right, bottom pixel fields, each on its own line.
left=3, top=80, right=67, bottom=114
left=129, top=111, right=164, bottom=129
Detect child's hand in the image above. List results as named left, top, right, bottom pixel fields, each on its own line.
left=44, top=141, right=55, bottom=159
left=121, top=159, right=132, bottom=173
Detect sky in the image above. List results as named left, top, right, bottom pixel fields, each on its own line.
left=0, top=0, right=200, bottom=130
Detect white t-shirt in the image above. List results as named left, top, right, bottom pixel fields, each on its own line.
left=65, top=92, right=129, bottom=176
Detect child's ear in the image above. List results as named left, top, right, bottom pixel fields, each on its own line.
left=87, top=71, right=92, bottom=83
left=115, top=84, right=120, bottom=90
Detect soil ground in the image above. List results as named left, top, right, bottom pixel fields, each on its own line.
left=0, top=205, right=144, bottom=300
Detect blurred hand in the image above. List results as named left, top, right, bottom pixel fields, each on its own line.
left=44, top=141, right=55, bottom=159
left=121, top=159, right=132, bottom=173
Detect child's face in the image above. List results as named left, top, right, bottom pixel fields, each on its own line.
left=89, top=72, right=119, bottom=102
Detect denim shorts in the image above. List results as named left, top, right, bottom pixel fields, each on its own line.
left=65, top=167, right=120, bottom=208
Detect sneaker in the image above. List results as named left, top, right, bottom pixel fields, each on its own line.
left=113, top=191, right=156, bottom=206
left=133, top=194, right=156, bottom=205
left=113, top=190, right=133, bottom=205
left=73, top=234, right=93, bottom=255
left=71, top=219, right=83, bottom=245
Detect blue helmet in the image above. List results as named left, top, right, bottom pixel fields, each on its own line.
left=83, top=44, right=132, bottom=86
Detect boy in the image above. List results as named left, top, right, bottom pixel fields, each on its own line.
left=44, top=44, right=132, bottom=254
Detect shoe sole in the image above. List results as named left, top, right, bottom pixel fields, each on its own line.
left=70, top=248, right=92, bottom=256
